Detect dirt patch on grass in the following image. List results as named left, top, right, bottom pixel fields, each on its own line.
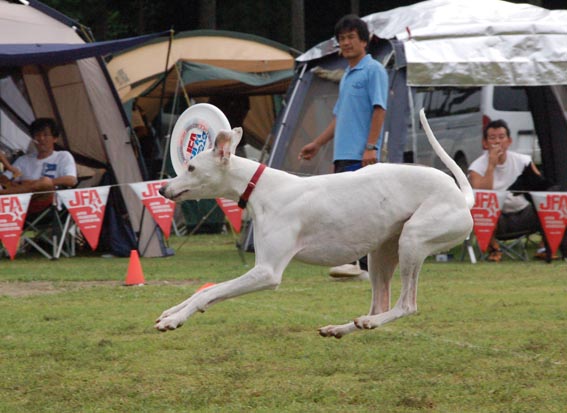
left=0, top=280, right=199, bottom=298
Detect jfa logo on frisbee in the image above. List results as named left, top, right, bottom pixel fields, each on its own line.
left=178, top=122, right=211, bottom=163
left=186, top=130, right=208, bottom=158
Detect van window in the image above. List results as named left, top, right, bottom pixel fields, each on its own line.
left=447, top=88, right=481, bottom=115
left=423, top=87, right=480, bottom=118
left=425, top=89, right=450, bottom=117
left=493, top=86, right=530, bottom=111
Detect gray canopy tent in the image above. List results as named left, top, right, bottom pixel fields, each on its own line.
left=0, top=0, right=170, bottom=257
left=268, top=0, right=567, bottom=189
left=241, top=0, right=567, bottom=251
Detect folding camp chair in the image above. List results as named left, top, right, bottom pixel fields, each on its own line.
left=492, top=229, right=540, bottom=261
left=462, top=229, right=540, bottom=263
left=20, top=195, right=75, bottom=259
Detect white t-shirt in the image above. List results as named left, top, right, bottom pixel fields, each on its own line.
left=468, top=151, right=532, bottom=213
left=4, top=150, right=76, bottom=187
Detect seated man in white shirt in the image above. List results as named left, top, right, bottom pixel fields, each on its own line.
left=468, top=119, right=541, bottom=262
left=0, top=118, right=77, bottom=214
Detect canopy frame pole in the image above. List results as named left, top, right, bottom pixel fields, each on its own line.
left=268, top=63, right=307, bottom=167
left=175, top=62, right=193, bottom=109
left=408, top=86, right=417, bottom=164
left=156, top=28, right=175, bottom=142
left=159, top=61, right=184, bottom=180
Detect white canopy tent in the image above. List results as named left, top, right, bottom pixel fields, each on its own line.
left=271, top=0, right=567, bottom=183
left=299, top=0, right=567, bottom=87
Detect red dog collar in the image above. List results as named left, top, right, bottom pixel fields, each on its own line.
left=238, top=164, right=266, bottom=209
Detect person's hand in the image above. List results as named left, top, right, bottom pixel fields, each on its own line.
left=362, top=149, right=377, bottom=167
left=298, top=142, right=320, bottom=161
left=487, top=142, right=503, bottom=166
left=8, top=166, right=21, bottom=179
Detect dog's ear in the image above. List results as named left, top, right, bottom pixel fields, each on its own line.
left=213, top=127, right=243, bottom=163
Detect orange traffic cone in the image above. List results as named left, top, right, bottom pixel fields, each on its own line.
left=196, top=282, right=216, bottom=292
left=124, top=250, right=145, bottom=286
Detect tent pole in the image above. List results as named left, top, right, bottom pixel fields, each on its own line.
left=156, top=28, right=175, bottom=142
left=408, top=86, right=417, bottom=164
left=268, top=63, right=307, bottom=168
left=258, top=132, right=274, bottom=164
left=159, top=62, right=183, bottom=179
left=175, top=62, right=192, bottom=108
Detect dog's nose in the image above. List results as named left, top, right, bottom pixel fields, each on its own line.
left=159, top=186, right=167, bottom=197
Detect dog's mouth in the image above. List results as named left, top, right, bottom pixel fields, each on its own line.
left=171, top=190, right=190, bottom=201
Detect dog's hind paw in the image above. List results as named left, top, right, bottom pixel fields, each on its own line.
left=318, top=322, right=358, bottom=339
left=353, top=316, right=374, bottom=330
left=318, top=326, right=343, bottom=339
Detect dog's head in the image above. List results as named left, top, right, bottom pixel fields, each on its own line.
left=159, top=127, right=243, bottom=202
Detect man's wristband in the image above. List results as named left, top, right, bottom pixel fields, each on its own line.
left=365, top=144, right=377, bottom=151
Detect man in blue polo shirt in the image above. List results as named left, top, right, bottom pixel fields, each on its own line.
left=298, top=14, right=388, bottom=279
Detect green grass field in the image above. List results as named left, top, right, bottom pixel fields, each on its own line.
left=1, top=234, right=566, bottom=412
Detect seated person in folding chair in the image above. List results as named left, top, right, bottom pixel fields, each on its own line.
left=468, top=119, right=541, bottom=262
left=0, top=118, right=77, bottom=215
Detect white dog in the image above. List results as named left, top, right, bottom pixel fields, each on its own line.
left=156, top=109, right=474, bottom=338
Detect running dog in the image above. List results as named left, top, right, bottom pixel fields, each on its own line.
left=155, top=109, right=474, bottom=338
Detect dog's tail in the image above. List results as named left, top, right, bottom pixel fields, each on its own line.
left=419, top=108, right=475, bottom=210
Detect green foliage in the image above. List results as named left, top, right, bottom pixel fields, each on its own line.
left=37, top=0, right=426, bottom=49
left=35, top=0, right=567, bottom=50
left=0, top=234, right=566, bottom=412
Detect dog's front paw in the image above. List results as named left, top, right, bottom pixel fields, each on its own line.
left=154, top=315, right=185, bottom=332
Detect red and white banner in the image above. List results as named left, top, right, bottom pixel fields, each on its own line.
left=471, top=190, right=507, bottom=252
left=0, top=193, right=31, bottom=260
left=531, top=191, right=567, bottom=256
left=57, top=186, right=110, bottom=250
left=129, top=180, right=176, bottom=239
left=216, top=198, right=243, bottom=233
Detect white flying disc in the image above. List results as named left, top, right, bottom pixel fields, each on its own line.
left=169, top=103, right=231, bottom=176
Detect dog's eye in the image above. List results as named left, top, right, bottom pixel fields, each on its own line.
left=188, top=165, right=195, bottom=172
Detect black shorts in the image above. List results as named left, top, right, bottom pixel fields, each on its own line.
left=334, top=160, right=361, bottom=173
left=495, top=204, right=539, bottom=238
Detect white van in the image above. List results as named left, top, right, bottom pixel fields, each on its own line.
left=406, top=86, right=540, bottom=173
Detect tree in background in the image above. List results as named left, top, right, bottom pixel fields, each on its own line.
left=42, top=0, right=352, bottom=50
left=42, top=0, right=563, bottom=52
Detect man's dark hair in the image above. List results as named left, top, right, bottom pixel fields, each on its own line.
left=483, top=119, right=510, bottom=139
left=29, top=118, right=59, bottom=138
left=334, top=14, right=369, bottom=43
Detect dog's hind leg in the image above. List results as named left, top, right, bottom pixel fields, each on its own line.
left=368, top=238, right=399, bottom=315
left=353, top=237, right=424, bottom=331
left=319, top=239, right=399, bottom=339
left=353, top=199, right=471, bottom=331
